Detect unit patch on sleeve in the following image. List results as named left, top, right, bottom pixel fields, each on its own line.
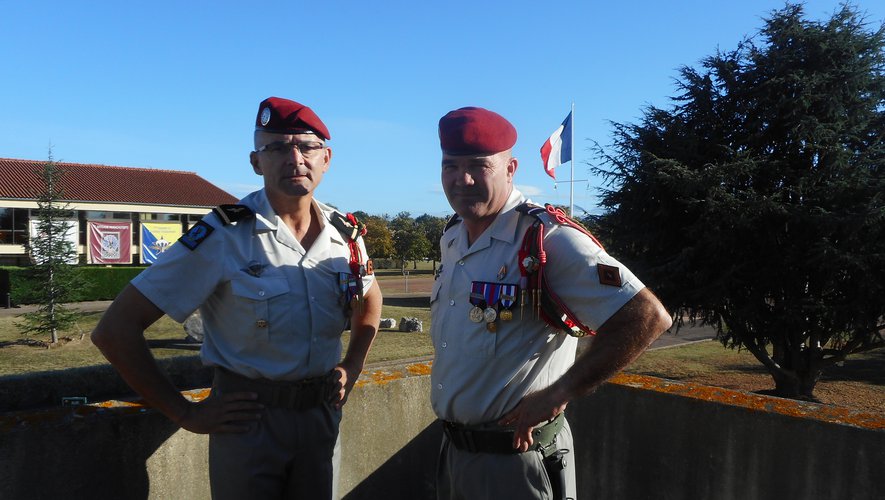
left=597, top=263, right=623, bottom=287
left=178, top=220, right=215, bottom=250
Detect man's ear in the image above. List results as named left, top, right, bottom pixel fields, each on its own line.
left=507, top=156, right=518, bottom=181
left=322, top=146, right=332, bottom=173
left=250, top=151, right=262, bottom=175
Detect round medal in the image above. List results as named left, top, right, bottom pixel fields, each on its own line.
left=499, top=309, right=513, bottom=321
left=483, top=307, right=497, bottom=323
left=468, top=306, right=484, bottom=323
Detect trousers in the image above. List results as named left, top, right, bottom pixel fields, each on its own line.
left=437, top=417, right=577, bottom=500
left=208, top=376, right=342, bottom=499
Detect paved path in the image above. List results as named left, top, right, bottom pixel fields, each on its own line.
left=650, top=323, right=717, bottom=349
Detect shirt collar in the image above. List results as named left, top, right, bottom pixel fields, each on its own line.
left=244, top=190, right=335, bottom=240
left=442, top=188, right=527, bottom=253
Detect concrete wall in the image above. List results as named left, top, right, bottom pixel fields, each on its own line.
left=1, top=362, right=883, bottom=500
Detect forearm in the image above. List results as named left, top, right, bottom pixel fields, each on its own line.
left=340, top=284, right=382, bottom=373
left=551, top=288, right=672, bottom=402
left=91, top=286, right=192, bottom=423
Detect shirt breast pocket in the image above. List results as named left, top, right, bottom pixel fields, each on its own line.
left=431, top=275, right=496, bottom=359
left=231, top=276, right=290, bottom=337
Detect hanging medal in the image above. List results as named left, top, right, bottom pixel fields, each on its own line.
left=482, top=282, right=500, bottom=323
left=469, top=282, right=486, bottom=323
left=483, top=282, right=501, bottom=332
left=338, top=272, right=358, bottom=314
left=499, top=284, right=517, bottom=321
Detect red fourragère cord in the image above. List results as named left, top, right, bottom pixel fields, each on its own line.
left=517, top=204, right=599, bottom=337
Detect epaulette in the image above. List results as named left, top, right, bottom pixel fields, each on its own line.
left=443, top=213, right=461, bottom=232
left=515, top=202, right=547, bottom=217
left=516, top=202, right=605, bottom=337
left=330, top=211, right=366, bottom=242
left=212, top=204, right=254, bottom=226
left=179, top=204, right=254, bottom=251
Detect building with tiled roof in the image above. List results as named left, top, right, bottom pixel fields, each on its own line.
left=0, top=158, right=237, bottom=265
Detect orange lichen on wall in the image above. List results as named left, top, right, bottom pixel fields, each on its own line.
left=610, top=373, right=885, bottom=430
left=406, top=362, right=432, bottom=376
left=0, top=388, right=213, bottom=432
left=352, top=362, right=432, bottom=388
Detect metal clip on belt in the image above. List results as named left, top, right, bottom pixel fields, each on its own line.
left=214, top=368, right=331, bottom=411
left=443, top=412, right=564, bottom=455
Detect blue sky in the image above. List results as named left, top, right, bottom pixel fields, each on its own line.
left=2, top=1, right=882, bottom=218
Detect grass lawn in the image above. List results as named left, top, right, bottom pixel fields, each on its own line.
left=0, top=300, right=433, bottom=377
left=3, top=299, right=881, bottom=415
left=626, top=340, right=769, bottom=380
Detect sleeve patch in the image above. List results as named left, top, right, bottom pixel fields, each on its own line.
left=597, top=263, right=622, bottom=287
left=178, top=220, right=215, bottom=250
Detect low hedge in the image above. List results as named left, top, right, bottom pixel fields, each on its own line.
left=0, top=266, right=147, bottom=305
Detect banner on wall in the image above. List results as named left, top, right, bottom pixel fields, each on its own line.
left=28, top=218, right=79, bottom=264
left=87, top=221, right=132, bottom=264
left=141, top=221, right=181, bottom=264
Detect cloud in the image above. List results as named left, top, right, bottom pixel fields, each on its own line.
left=515, top=184, right=544, bottom=197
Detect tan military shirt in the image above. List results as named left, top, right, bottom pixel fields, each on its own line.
left=132, top=189, right=374, bottom=381
left=430, top=189, right=644, bottom=424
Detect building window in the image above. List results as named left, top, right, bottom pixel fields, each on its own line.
left=139, top=213, right=179, bottom=222
left=0, top=208, right=30, bottom=245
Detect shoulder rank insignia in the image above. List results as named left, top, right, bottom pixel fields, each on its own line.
left=444, top=213, right=461, bottom=232
left=179, top=220, right=214, bottom=250
left=212, top=204, right=254, bottom=226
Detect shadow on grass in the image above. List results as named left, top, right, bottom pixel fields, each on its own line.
left=820, top=349, right=885, bottom=385
left=146, top=338, right=201, bottom=351
left=720, top=363, right=769, bottom=374
left=720, top=349, right=885, bottom=385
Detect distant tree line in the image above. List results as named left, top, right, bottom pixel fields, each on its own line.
left=351, top=211, right=449, bottom=270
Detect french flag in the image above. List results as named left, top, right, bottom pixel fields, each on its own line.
left=540, top=111, right=572, bottom=179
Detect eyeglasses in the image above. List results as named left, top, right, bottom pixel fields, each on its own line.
left=256, top=141, right=326, bottom=158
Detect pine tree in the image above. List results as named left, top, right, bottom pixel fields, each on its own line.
left=18, top=150, right=86, bottom=345
left=594, top=4, right=885, bottom=399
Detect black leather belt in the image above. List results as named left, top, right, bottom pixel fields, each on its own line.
left=213, top=368, right=334, bottom=410
left=443, top=412, right=564, bottom=455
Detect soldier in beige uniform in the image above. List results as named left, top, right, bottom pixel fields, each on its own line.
left=432, top=107, right=672, bottom=499
left=92, top=97, right=382, bottom=499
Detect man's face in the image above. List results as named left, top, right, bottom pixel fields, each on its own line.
left=250, top=131, right=331, bottom=200
left=441, top=150, right=517, bottom=223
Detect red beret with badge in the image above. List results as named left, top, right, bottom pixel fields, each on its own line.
left=438, top=106, right=517, bottom=155
left=255, top=97, right=331, bottom=140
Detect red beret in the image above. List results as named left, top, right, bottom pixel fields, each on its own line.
left=255, top=97, right=330, bottom=140
left=438, top=107, right=516, bottom=155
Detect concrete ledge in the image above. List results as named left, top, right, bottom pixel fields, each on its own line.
left=1, top=363, right=883, bottom=500
left=571, top=374, right=885, bottom=499
left=607, top=372, right=885, bottom=430
left=0, top=355, right=211, bottom=412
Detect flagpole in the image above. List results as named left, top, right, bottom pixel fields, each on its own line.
left=569, top=101, right=575, bottom=217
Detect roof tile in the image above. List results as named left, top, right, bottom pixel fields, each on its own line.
left=0, top=158, right=237, bottom=207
